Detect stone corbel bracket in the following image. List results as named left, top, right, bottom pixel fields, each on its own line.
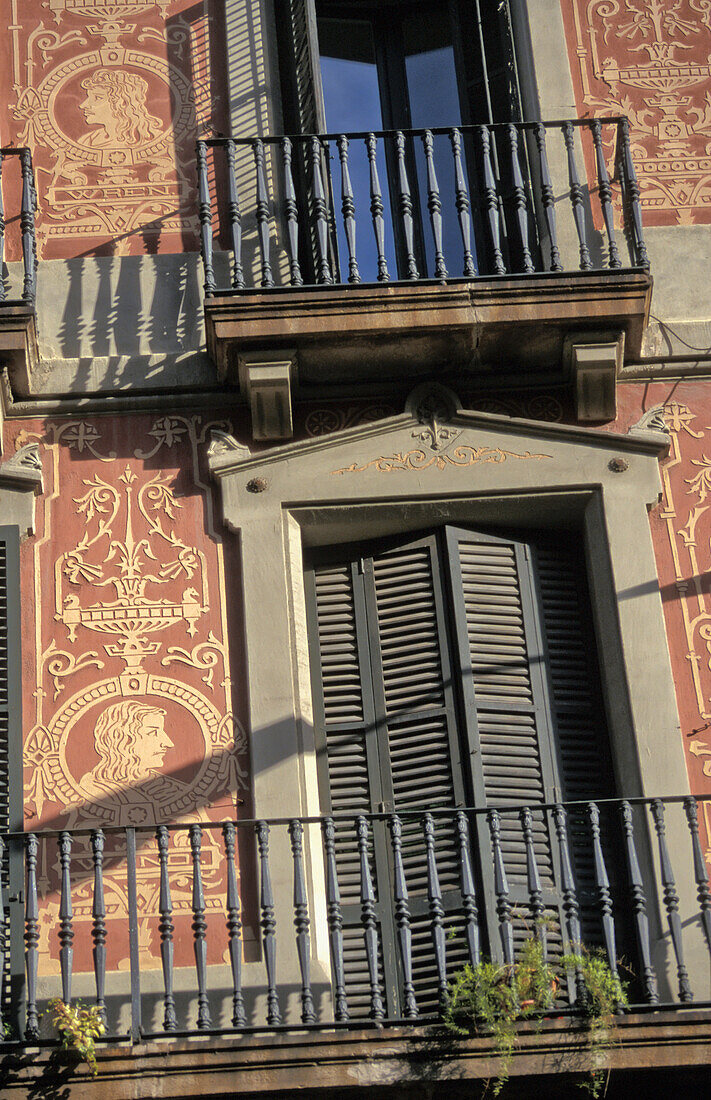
left=238, top=351, right=297, bottom=441
left=0, top=443, right=44, bottom=536
left=565, top=331, right=625, bottom=423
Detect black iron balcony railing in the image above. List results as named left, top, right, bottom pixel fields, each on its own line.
left=197, top=118, right=648, bottom=297
left=1, top=795, right=709, bottom=1048
left=0, top=147, right=37, bottom=306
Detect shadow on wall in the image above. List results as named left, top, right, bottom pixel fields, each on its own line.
left=40, top=253, right=208, bottom=363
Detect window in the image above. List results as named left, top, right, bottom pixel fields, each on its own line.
left=275, top=0, right=528, bottom=281
left=0, top=526, right=24, bottom=1030
left=305, top=524, right=627, bottom=1013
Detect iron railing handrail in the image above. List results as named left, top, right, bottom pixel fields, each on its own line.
left=203, top=117, right=630, bottom=146
left=4, top=792, right=710, bottom=840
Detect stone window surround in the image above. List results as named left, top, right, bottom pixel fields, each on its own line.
left=208, top=396, right=705, bottom=998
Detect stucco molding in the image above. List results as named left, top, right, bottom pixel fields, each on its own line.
left=0, top=442, right=44, bottom=536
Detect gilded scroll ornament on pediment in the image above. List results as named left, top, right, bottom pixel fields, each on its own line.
left=332, top=442, right=552, bottom=475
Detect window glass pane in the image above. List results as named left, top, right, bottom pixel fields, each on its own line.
left=318, top=17, right=398, bottom=282
left=403, top=9, right=471, bottom=277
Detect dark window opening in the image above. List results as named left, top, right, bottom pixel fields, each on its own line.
left=305, top=525, right=631, bottom=1015
left=275, top=0, right=533, bottom=282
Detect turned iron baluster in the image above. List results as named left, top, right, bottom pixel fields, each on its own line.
left=590, top=120, right=621, bottom=269
left=450, top=128, right=476, bottom=276
left=24, top=833, right=39, bottom=1039
left=617, top=118, right=649, bottom=269
left=521, top=808, right=546, bottom=958
left=356, top=815, right=384, bottom=1021
left=563, top=123, right=594, bottom=270
left=422, top=130, right=448, bottom=280
left=534, top=124, right=562, bottom=272
left=281, top=137, right=303, bottom=287
left=256, top=820, right=281, bottom=1025
left=58, top=831, right=74, bottom=1005
left=91, top=830, right=107, bottom=1023
left=390, top=814, right=418, bottom=1017
left=683, top=798, right=711, bottom=957
left=650, top=800, right=692, bottom=1001
left=225, top=138, right=245, bottom=290
left=488, top=810, right=514, bottom=965
left=190, top=824, right=212, bottom=1029
left=196, top=141, right=216, bottom=296
left=366, top=134, right=390, bottom=282
left=322, top=816, right=348, bottom=1021
left=0, top=152, right=5, bottom=303
left=552, top=804, right=585, bottom=1003
left=309, top=137, right=333, bottom=284
left=20, top=149, right=36, bottom=304
left=478, top=125, right=505, bottom=275
left=562, top=123, right=592, bottom=271
left=156, top=825, right=177, bottom=1031
left=456, top=811, right=480, bottom=967
left=506, top=125, right=533, bottom=273
left=587, top=802, right=618, bottom=976
left=395, top=131, right=419, bottom=279
left=223, top=821, right=246, bottom=1028
left=337, top=135, right=361, bottom=284
left=289, top=819, right=316, bottom=1023
left=423, top=813, right=447, bottom=1011
left=253, top=139, right=275, bottom=288
left=620, top=801, right=658, bottom=1003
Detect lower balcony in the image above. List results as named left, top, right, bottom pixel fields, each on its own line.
left=1, top=796, right=710, bottom=1095
left=199, top=119, right=652, bottom=423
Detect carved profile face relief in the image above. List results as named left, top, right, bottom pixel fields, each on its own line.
left=80, top=700, right=173, bottom=798
left=79, top=68, right=164, bottom=148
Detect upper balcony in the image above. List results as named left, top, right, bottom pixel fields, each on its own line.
left=0, top=148, right=38, bottom=403
left=199, top=118, right=652, bottom=435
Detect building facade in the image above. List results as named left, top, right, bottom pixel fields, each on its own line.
left=1, top=0, right=711, bottom=1095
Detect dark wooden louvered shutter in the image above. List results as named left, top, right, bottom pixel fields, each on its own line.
left=446, top=527, right=618, bottom=961
left=0, top=527, right=24, bottom=1035
left=307, top=526, right=618, bottom=1007
left=275, top=0, right=326, bottom=135
left=306, top=536, right=472, bottom=1017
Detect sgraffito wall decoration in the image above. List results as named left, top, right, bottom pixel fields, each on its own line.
left=3, top=410, right=251, bottom=974
left=611, top=383, right=711, bottom=867
left=0, top=0, right=228, bottom=257
left=559, top=0, right=711, bottom=225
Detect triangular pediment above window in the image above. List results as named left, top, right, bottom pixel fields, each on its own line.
left=208, top=385, right=668, bottom=513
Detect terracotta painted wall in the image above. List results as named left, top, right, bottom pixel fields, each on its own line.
left=6, top=387, right=711, bottom=971
left=559, top=0, right=711, bottom=225
left=0, top=0, right=228, bottom=258
left=4, top=409, right=252, bottom=973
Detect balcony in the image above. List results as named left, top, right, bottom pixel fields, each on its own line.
left=0, top=148, right=38, bottom=401
left=198, top=119, right=652, bottom=430
left=1, top=796, right=710, bottom=1094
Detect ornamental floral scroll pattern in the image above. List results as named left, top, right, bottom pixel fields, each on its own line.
left=332, top=440, right=552, bottom=475
left=560, top=0, right=711, bottom=225
left=16, top=412, right=248, bottom=974
left=658, top=400, right=711, bottom=860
